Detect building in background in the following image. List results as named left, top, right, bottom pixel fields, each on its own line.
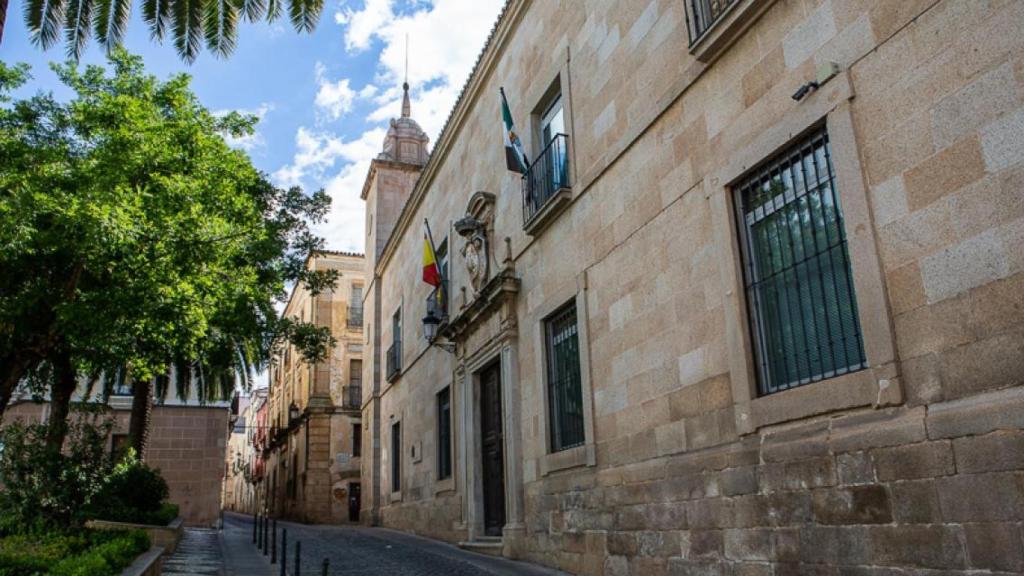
left=265, top=250, right=365, bottom=523
left=3, top=380, right=232, bottom=527
left=357, top=0, right=1024, bottom=573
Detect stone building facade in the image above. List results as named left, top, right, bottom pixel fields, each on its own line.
left=265, top=250, right=365, bottom=523
left=359, top=0, right=1024, bottom=573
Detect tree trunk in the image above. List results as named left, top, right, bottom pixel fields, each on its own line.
left=0, top=0, right=7, bottom=46
left=46, top=349, right=77, bottom=452
left=0, top=352, right=34, bottom=422
left=128, top=378, right=153, bottom=459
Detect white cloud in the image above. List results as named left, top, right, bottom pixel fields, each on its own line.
left=335, top=0, right=395, bottom=52
left=281, top=0, right=505, bottom=252
left=314, top=62, right=359, bottom=121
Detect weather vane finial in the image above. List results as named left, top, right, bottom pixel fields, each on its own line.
left=402, top=33, right=411, bottom=118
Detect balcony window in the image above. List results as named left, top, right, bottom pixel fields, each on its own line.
left=546, top=301, right=585, bottom=452
left=734, top=126, right=866, bottom=396
left=523, top=92, right=571, bottom=229
left=344, top=359, right=362, bottom=409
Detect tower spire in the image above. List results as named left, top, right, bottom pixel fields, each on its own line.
left=402, top=33, right=411, bottom=118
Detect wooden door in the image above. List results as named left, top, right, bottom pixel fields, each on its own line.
left=479, top=362, right=506, bottom=537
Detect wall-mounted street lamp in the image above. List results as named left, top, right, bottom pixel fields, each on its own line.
left=288, top=402, right=301, bottom=424
left=422, top=309, right=456, bottom=354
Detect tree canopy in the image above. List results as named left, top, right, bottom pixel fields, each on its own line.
left=0, top=49, right=336, bottom=420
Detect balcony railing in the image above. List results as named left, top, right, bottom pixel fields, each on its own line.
left=342, top=384, right=361, bottom=410
left=426, top=281, right=448, bottom=321
left=686, top=0, right=739, bottom=44
left=386, top=341, right=401, bottom=382
left=522, top=133, right=570, bottom=225
left=347, top=305, right=363, bottom=329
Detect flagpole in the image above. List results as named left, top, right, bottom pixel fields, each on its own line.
left=424, top=218, right=442, bottom=282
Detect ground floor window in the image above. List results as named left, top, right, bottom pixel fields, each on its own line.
left=734, top=125, right=867, bottom=395
left=546, top=301, right=585, bottom=452
left=391, top=421, right=401, bottom=493
left=437, top=387, right=452, bottom=480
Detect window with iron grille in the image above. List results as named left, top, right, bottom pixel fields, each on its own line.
left=352, top=424, right=361, bottom=458
left=687, top=0, right=739, bottom=44
left=734, top=126, right=866, bottom=396
left=546, top=301, right=585, bottom=452
left=436, top=386, right=452, bottom=480
left=391, top=421, right=401, bottom=492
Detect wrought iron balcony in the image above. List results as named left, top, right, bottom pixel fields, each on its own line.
left=686, top=0, right=739, bottom=44
left=386, top=341, right=401, bottom=382
left=347, top=305, right=364, bottom=329
left=342, top=383, right=361, bottom=410
left=522, top=133, right=571, bottom=227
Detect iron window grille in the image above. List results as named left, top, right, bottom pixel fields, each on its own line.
left=522, top=133, right=571, bottom=224
left=734, top=126, right=867, bottom=396
left=437, top=386, right=452, bottom=480
left=546, top=301, right=585, bottom=452
left=352, top=424, right=361, bottom=458
left=686, top=0, right=739, bottom=45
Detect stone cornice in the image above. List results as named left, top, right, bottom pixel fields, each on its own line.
left=439, top=268, right=520, bottom=343
left=360, top=158, right=426, bottom=200
left=374, top=0, right=528, bottom=276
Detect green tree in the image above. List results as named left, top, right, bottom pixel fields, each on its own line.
left=13, top=0, right=323, bottom=63
left=0, top=51, right=337, bottom=449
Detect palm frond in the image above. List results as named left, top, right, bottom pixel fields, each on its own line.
left=24, top=0, right=66, bottom=49
left=92, top=0, right=131, bottom=52
left=141, top=0, right=170, bottom=40
left=287, top=0, right=320, bottom=33
left=203, top=0, right=238, bottom=58
left=236, top=0, right=264, bottom=22
left=265, top=0, right=281, bottom=22
left=172, top=0, right=203, bottom=63
left=63, top=0, right=93, bottom=59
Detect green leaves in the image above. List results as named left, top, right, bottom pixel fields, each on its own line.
left=1, top=51, right=335, bottom=413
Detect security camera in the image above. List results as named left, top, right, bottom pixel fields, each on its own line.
left=792, top=81, right=820, bottom=101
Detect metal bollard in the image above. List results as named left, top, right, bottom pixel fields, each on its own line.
left=322, top=558, right=329, bottom=576
left=280, top=529, right=287, bottom=576
left=262, top=516, right=269, bottom=556
left=252, top=513, right=257, bottom=544
left=294, top=540, right=301, bottom=576
left=271, top=519, right=277, bottom=564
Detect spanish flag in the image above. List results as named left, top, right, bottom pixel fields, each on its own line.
left=423, top=220, right=442, bottom=287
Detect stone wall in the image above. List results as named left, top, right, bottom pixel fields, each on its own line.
left=2, top=402, right=228, bottom=527
left=363, top=0, right=1024, bottom=572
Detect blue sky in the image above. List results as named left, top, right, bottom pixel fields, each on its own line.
left=1, top=0, right=504, bottom=253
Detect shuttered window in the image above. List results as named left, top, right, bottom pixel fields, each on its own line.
left=734, top=126, right=867, bottom=395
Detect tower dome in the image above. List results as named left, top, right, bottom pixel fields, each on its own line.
left=378, top=81, right=429, bottom=165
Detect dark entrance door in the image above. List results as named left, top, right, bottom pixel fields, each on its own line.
left=479, top=361, right=506, bottom=537
left=348, top=482, right=361, bottom=522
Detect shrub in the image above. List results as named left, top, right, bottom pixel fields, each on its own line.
left=82, top=450, right=172, bottom=525
left=0, top=409, right=114, bottom=529
left=0, top=528, right=147, bottom=576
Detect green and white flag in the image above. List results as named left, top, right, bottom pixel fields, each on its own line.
left=500, top=87, right=529, bottom=174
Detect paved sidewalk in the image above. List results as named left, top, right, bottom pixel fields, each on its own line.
left=220, top=511, right=568, bottom=576
left=220, top=513, right=275, bottom=576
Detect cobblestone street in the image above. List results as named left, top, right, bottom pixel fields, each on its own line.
left=209, top=512, right=567, bottom=576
